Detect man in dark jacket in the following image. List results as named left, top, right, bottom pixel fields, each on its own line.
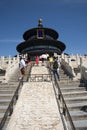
left=53, top=57, right=60, bottom=81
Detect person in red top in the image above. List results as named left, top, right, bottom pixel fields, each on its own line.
left=35, top=56, right=39, bottom=65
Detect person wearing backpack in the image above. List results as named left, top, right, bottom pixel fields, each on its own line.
left=53, top=57, right=60, bottom=81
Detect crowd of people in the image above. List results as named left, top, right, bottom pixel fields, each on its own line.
left=19, top=54, right=60, bottom=81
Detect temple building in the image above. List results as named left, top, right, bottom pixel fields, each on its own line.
left=16, top=19, right=66, bottom=56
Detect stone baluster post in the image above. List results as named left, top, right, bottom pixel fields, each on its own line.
left=13, top=57, right=15, bottom=62
left=65, top=55, right=69, bottom=63
left=17, top=55, right=20, bottom=63
left=8, top=55, right=11, bottom=65
left=1, top=56, right=4, bottom=68
left=80, top=56, right=82, bottom=67
left=61, top=53, right=64, bottom=59
left=68, top=57, right=71, bottom=66
left=76, top=54, right=80, bottom=66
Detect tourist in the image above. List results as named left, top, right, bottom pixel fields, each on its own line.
left=53, top=57, right=60, bottom=81
left=35, top=56, right=39, bottom=65
left=19, top=57, right=26, bottom=80
left=49, top=56, right=53, bottom=68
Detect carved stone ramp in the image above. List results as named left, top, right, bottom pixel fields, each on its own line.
left=6, top=66, right=64, bottom=130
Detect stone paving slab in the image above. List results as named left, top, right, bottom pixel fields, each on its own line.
left=6, top=66, right=64, bottom=130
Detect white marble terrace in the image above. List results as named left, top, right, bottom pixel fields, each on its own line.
left=0, top=53, right=87, bottom=82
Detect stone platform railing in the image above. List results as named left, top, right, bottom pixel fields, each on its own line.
left=0, top=55, right=20, bottom=83
left=60, top=54, right=87, bottom=81
left=0, top=53, right=87, bottom=82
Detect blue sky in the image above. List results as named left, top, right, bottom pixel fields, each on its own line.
left=0, top=0, right=87, bottom=56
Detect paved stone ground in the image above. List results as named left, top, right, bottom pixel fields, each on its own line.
left=6, top=66, right=64, bottom=130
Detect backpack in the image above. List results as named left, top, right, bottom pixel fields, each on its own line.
left=53, top=61, right=58, bottom=69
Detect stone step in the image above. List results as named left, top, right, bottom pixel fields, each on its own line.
left=0, top=94, right=13, bottom=96
left=0, top=106, right=8, bottom=109
left=0, top=100, right=11, bottom=106
left=0, top=84, right=18, bottom=87
left=0, top=82, right=19, bottom=85
left=60, top=80, right=70, bottom=84
left=0, top=106, right=8, bottom=113
left=69, top=110, right=87, bottom=121
left=0, top=113, right=5, bottom=123
left=59, top=67, right=87, bottom=130
left=60, top=74, right=69, bottom=78
left=0, top=84, right=17, bottom=87
left=59, top=81, right=71, bottom=85
left=0, top=88, right=17, bottom=91
left=9, top=82, right=19, bottom=85
left=61, top=87, right=85, bottom=92
left=67, top=102, right=87, bottom=111
left=60, top=84, right=81, bottom=88
left=0, top=107, right=8, bottom=113
left=2, top=117, right=10, bottom=130
left=73, top=120, right=87, bottom=130
left=0, top=90, right=14, bottom=94
left=59, top=70, right=68, bottom=74
left=0, top=95, right=12, bottom=100
left=65, top=96, right=87, bottom=103
left=60, top=77, right=68, bottom=79
left=0, top=99, right=12, bottom=102
left=0, top=68, right=23, bottom=129
left=63, top=91, right=87, bottom=97
left=60, top=71, right=68, bottom=74
left=8, top=82, right=19, bottom=85
left=9, top=80, right=19, bottom=82
left=10, top=76, right=19, bottom=80
left=61, top=83, right=83, bottom=86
